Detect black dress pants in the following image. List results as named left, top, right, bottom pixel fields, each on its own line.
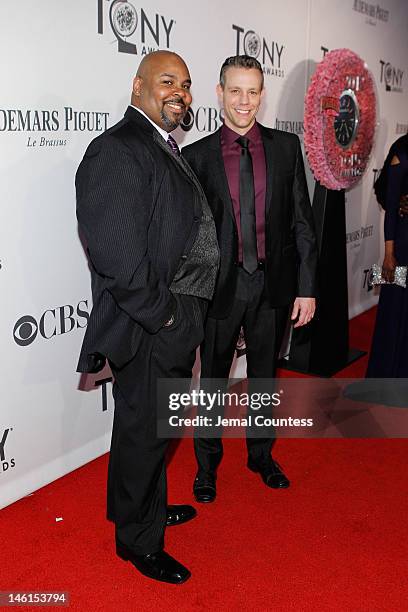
left=196, top=268, right=289, bottom=474
left=108, top=294, right=206, bottom=555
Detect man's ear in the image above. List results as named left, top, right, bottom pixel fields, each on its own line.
left=216, top=83, right=223, bottom=102
left=260, top=87, right=266, bottom=100
left=133, top=75, right=142, bottom=97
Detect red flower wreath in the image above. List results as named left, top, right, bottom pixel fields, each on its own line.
left=304, top=49, right=377, bottom=190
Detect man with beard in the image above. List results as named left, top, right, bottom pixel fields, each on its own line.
left=75, top=51, right=219, bottom=583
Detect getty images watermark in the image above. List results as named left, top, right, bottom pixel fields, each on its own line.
left=167, top=388, right=313, bottom=429
left=156, top=378, right=408, bottom=439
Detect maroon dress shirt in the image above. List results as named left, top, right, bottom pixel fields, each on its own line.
left=220, top=122, right=266, bottom=261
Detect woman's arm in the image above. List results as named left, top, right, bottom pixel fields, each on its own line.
left=383, top=155, right=404, bottom=282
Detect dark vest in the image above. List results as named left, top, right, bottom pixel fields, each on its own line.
left=170, top=191, right=219, bottom=299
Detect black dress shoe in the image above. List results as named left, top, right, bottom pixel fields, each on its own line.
left=117, top=545, right=191, bottom=584
left=193, top=473, right=216, bottom=503
left=166, top=504, right=197, bottom=526
left=247, top=459, right=290, bottom=489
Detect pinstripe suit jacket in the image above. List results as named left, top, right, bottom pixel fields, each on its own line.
left=76, top=106, right=206, bottom=372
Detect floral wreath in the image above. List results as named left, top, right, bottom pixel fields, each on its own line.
left=304, top=49, right=377, bottom=190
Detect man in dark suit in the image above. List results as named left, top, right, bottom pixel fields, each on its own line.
left=75, top=51, right=219, bottom=583
left=183, top=55, right=317, bottom=503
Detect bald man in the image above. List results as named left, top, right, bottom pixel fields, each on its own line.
left=76, top=51, right=219, bottom=584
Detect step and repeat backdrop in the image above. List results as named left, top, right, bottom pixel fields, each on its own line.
left=1, top=0, right=407, bottom=508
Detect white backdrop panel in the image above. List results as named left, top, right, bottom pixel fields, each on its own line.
left=1, top=0, right=407, bottom=508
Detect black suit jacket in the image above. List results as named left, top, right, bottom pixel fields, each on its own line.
left=76, top=106, right=206, bottom=372
left=183, top=124, right=317, bottom=317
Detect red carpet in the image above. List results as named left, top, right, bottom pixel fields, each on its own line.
left=1, top=307, right=407, bottom=611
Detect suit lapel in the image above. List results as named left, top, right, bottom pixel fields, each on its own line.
left=124, top=106, right=201, bottom=194
left=153, top=130, right=205, bottom=203
left=207, top=130, right=236, bottom=225
left=259, top=124, right=276, bottom=217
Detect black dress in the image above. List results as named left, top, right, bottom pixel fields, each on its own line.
left=366, top=136, right=408, bottom=377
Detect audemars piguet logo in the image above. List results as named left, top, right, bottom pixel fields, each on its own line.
left=346, top=225, right=374, bottom=250
left=274, top=118, right=304, bottom=136
left=232, top=24, right=285, bottom=78
left=353, top=1, right=389, bottom=26
left=97, top=0, right=175, bottom=56
left=396, top=122, right=408, bottom=135
left=0, top=108, right=109, bottom=148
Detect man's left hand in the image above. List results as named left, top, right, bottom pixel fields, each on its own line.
left=291, top=297, right=316, bottom=328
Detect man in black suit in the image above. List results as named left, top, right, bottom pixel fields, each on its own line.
left=183, top=55, right=317, bottom=503
left=75, top=51, right=219, bottom=583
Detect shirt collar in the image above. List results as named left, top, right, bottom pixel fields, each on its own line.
left=221, top=121, right=261, bottom=146
left=130, top=105, right=169, bottom=142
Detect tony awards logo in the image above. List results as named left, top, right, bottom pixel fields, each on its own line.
left=97, top=0, right=175, bottom=55
left=0, top=428, right=15, bottom=474
left=379, top=60, right=404, bottom=93
left=232, top=24, right=285, bottom=78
